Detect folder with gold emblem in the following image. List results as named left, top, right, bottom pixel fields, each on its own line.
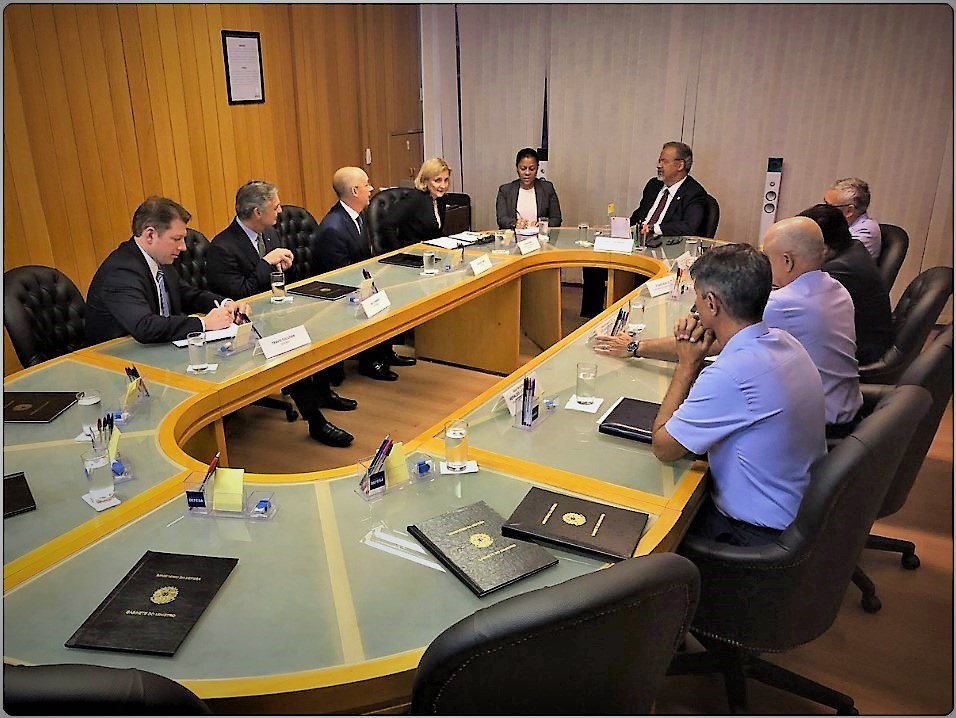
left=408, top=501, right=557, bottom=597
left=503, top=487, right=649, bottom=562
left=65, top=551, right=238, bottom=656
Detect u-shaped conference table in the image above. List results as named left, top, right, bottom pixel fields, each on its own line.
left=3, top=228, right=708, bottom=712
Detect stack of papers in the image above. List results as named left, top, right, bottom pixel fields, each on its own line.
left=423, top=232, right=482, bottom=249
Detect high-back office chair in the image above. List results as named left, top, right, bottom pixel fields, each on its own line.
left=275, top=204, right=321, bottom=283
left=442, top=192, right=472, bottom=235
left=411, top=554, right=700, bottom=715
left=172, top=228, right=211, bottom=291
left=4, top=265, right=87, bottom=367
left=669, top=385, right=929, bottom=714
left=368, top=187, right=415, bottom=255
left=700, top=194, right=720, bottom=239
left=859, top=266, right=953, bottom=384
left=3, top=663, right=212, bottom=715
left=847, top=323, right=953, bottom=612
left=875, top=223, right=909, bottom=292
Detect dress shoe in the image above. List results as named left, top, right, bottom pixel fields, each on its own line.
left=308, top=420, right=354, bottom=447
left=387, top=350, right=417, bottom=367
left=322, top=389, right=357, bottom=411
left=359, top=360, right=399, bottom=381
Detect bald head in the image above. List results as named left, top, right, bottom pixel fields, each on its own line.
left=333, top=166, right=371, bottom=211
left=761, top=217, right=825, bottom=288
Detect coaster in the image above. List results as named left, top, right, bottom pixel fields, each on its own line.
left=82, top=493, right=121, bottom=511
left=565, top=395, right=605, bottom=413
left=76, top=391, right=101, bottom=406
left=439, top=460, right=479, bottom=475
left=187, top=363, right=219, bottom=374
left=627, top=323, right=647, bottom=336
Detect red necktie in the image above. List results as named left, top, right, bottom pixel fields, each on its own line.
left=646, top=188, right=670, bottom=226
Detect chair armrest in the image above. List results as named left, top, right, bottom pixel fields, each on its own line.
left=678, top=532, right=793, bottom=566
left=860, top=383, right=893, bottom=413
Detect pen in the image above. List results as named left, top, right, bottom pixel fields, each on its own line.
left=198, top=451, right=220, bottom=491
left=130, top=365, right=150, bottom=397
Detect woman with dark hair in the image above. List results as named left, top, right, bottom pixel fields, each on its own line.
left=495, top=148, right=562, bottom=230
left=798, top=203, right=892, bottom=364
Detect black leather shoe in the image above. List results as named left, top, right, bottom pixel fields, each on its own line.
left=322, top=389, right=357, bottom=411
left=308, top=420, right=354, bottom=447
left=359, top=361, right=399, bottom=381
left=387, top=351, right=417, bottom=367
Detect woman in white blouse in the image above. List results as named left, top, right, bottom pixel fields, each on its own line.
left=495, top=148, right=562, bottom=230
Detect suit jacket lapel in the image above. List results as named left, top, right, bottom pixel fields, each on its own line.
left=509, top=181, right=520, bottom=219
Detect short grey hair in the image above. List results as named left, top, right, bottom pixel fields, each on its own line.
left=689, top=243, right=772, bottom=323
left=830, top=177, right=871, bottom=212
left=236, top=180, right=278, bottom=219
left=663, top=141, right=693, bottom=173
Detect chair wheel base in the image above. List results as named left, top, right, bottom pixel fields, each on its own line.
left=837, top=704, right=860, bottom=715
left=285, top=409, right=299, bottom=422
left=861, top=593, right=882, bottom=613
left=901, top=553, right=920, bottom=570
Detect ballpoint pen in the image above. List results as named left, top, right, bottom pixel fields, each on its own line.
left=198, top=451, right=220, bottom=491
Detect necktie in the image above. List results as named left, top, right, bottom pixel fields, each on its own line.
left=356, top=213, right=365, bottom=237
left=256, top=233, right=266, bottom=258
left=156, top=269, right=170, bottom=318
left=646, top=188, right=670, bottom=227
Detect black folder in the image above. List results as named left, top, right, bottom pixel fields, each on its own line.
left=597, top=397, right=661, bottom=443
left=288, top=279, right=357, bottom=300
left=503, top=487, right=649, bottom=562
left=378, top=252, right=424, bottom=268
left=408, top=501, right=557, bottom=597
left=65, top=551, right=238, bottom=656
left=3, top=472, right=37, bottom=518
left=4, top=391, right=78, bottom=423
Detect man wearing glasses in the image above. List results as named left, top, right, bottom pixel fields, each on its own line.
left=824, top=177, right=882, bottom=260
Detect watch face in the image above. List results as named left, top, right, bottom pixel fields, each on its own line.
left=627, top=341, right=638, bottom=355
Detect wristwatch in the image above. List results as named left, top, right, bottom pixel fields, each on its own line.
left=626, top=340, right=640, bottom=358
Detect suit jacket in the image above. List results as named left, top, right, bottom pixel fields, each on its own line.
left=379, top=189, right=447, bottom=249
left=823, top=239, right=893, bottom=364
left=314, top=202, right=372, bottom=272
left=206, top=219, right=284, bottom=299
left=85, top=238, right=222, bottom=345
left=629, top=175, right=708, bottom=236
left=495, top=178, right=563, bottom=229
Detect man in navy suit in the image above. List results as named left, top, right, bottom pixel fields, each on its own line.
left=315, top=166, right=417, bottom=381
left=581, top=141, right=709, bottom=318
left=206, top=180, right=355, bottom=448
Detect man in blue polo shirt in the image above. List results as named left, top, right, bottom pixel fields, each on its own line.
left=650, top=244, right=826, bottom=545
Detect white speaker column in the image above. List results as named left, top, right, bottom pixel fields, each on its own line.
left=758, top=157, right=784, bottom=241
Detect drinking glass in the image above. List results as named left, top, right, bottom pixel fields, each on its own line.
left=444, top=419, right=469, bottom=470
left=423, top=251, right=438, bottom=275
left=537, top=218, right=550, bottom=242
left=187, top=332, right=208, bottom=371
left=575, top=362, right=598, bottom=405
left=686, top=237, right=699, bottom=255
left=270, top=271, right=287, bottom=302
left=578, top=223, right=589, bottom=242
left=81, top=448, right=114, bottom=503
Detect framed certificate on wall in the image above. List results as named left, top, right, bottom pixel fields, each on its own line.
left=221, top=30, right=265, bottom=104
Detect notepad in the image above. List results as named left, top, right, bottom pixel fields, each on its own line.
left=172, top=324, right=237, bottom=347
left=212, top=468, right=244, bottom=512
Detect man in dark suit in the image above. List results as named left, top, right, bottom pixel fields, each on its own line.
left=206, top=180, right=355, bottom=448
left=314, top=166, right=417, bottom=381
left=86, top=196, right=246, bottom=345
left=581, top=141, right=709, bottom=318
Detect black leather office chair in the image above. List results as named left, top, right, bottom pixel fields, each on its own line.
left=700, top=193, right=720, bottom=239
left=669, top=384, right=929, bottom=714
left=4, top=265, right=87, bottom=367
left=859, top=266, right=953, bottom=384
left=275, top=204, right=320, bottom=283
left=442, top=192, right=472, bottom=235
left=875, top=223, right=909, bottom=292
left=411, top=553, right=699, bottom=715
left=3, top=663, right=212, bottom=715
left=368, top=187, right=415, bottom=255
left=172, top=228, right=211, bottom=291
left=847, top=323, right=953, bottom=612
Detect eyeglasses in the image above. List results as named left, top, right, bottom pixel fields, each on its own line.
left=825, top=201, right=854, bottom=209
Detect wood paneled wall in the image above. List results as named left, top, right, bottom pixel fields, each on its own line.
left=3, top=3, right=422, bottom=375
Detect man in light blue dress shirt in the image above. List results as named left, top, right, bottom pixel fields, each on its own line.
left=825, top=177, right=881, bottom=259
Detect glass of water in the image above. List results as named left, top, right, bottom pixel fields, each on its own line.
left=578, top=223, right=589, bottom=242
left=81, top=448, right=114, bottom=503
left=575, top=362, right=598, bottom=405
left=423, top=251, right=438, bottom=275
left=537, top=218, right=550, bottom=242
left=444, top=419, right=469, bottom=470
left=270, top=271, right=287, bottom=302
left=187, top=331, right=208, bottom=372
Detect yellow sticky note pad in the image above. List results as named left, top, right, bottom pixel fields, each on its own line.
left=234, top=321, right=252, bottom=347
left=213, top=467, right=244, bottom=512
left=607, top=202, right=615, bottom=215
left=122, top=378, right=139, bottom=410
left=384, top=442, right=408, bottom=485
left=108, top=427, right=122, bottom=462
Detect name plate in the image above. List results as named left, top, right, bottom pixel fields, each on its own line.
left=646, top=275, right=676, bottom=297
left=361, top=290, right=391, bottom=318
left=517, top=236, right=542, bottom=255
left=593, top=235, right=634, bottom=254
left=674, top=251, right=695, bottom=271
left=259, top=325, right=311, bottom=360
left=469, top=254, right=493, bottom=276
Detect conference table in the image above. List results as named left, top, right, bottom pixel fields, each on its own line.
left=3, top=228, right=710, bottom=712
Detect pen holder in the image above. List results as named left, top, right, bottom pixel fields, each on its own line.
left=184, top=471, right=212, bottom=512
left=513, top=395, right=547, bottom=431
left=355, top=455, right=387, bottom=501
left=113, top=384, right=147, bottom=426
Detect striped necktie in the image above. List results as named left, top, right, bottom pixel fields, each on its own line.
left=646, top=189, right=670, bottom=227
left=256, top=233, right=266, bottom=257
left=156, top=269, right=170, bottom=317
